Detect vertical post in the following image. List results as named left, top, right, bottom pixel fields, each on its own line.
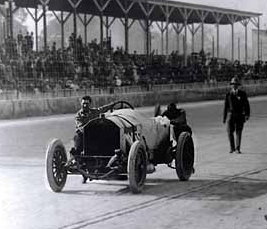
left=161, top=21, right=164, bottom=55
left=238, top=37, right=240, bottom=61
left=231, top=23, right=234, bottom=61
left=245, top=23, right=248, bottom=64
left=61, top=11, right=65, bottom=49
left=35, top=8, right=39, bottom=51
left=177, top=23, right=180, bottom=53
left=146, top=18, right=149, bottom=57
left=3, top=21, right=6, bottom=43
left=9, top=0, right=13, bottom=39
left=191, top=23, right=195, bottom=53
left=166, top=21, right=169, bottom=56
left=184, top=20, right=187, bottom=66
left=257, top=16, right=260, bottom=62
left=216, top=23, right=219, bottom=58
left=212, top=36, right=215, bottom=58
left=5, top=2, right=9, bottom=38
left=106, top=16, right=109, bottom=39
left=201, top=21, right=204, bottom=51
left=43, top=4, right=47, bottom=51
left=125, top=16, right=129, bottom=54
left=100, top=12, right=104, bottom=52
left=73, top=6, right=77, bottom=59
left=73, top=7, right=77, bottom=37
left=260, top=39, right=262, bottom=60
left=2, top=21, right=5, bottom=42
left=84, top=14, right=88, bottom=44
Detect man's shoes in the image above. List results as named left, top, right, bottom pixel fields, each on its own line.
left=235, top=150, right=242, bottom=154
left=229, top=150, right=234, bottom=153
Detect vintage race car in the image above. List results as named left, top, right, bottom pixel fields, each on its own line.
left=45, top=101, right=195, bottom=193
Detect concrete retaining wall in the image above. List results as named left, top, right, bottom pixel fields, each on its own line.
left=1, top=83, right=267, bottom=120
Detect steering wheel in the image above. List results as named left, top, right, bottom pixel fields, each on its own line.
left=110, top=101, right=134, bottom=111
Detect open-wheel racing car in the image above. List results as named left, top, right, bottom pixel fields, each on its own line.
left=45, top=101, right=195, bottom=194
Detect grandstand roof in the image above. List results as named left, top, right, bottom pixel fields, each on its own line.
left=0, top=0, right=262, bottom=25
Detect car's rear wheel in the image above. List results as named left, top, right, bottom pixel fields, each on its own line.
left=128, top=141, right=147, bottom=194
left=45, top=139, right=67, bottom=192
left=175, top=132, right=194, bottom=181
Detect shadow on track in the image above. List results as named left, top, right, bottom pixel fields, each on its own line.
left=60, top=175, right=267, bottom=201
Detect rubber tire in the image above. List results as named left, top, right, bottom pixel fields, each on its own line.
left=127, top=141, right=147, bottom=194
left=45, top=139, right=67, bottom=192
left=175, top=132, right=194, bottom=181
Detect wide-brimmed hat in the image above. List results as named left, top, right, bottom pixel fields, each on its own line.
left=230, top=77, right=241, bottom=85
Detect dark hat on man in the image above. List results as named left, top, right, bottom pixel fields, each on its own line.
left=230, top=77, right=241, bottom=85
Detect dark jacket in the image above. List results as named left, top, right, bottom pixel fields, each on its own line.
left=75, top=103, right=113, bottom=132
left=162, top=108, right=187, bottom=125
left=223, top=89, right=250, bottom=123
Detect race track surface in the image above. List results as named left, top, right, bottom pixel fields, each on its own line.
left=1, top=96, right=267, bottom=229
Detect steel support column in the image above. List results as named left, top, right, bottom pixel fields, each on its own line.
left=245, top=24, right=248, bottom=64
left=191, top=24, right=195, bottom=53
left=178, top=8, right=192, bottom=66
left=105, top=16, right=109, bottom=39
left=250, top=16, right=261, bottom=63
left=231, top=23, right=234, bottom=61
left=238, top=37, right=240, bottom=61
left=124, top=16, right=129, bottom=53
left=240, top=19, right=249, bottom=64
left=196, top=10, right=208, bottom=52
left=53, top=11, right=71, bottom=50
left=43, top=4, right=47, bottom=51
left=8, top=0, right=13, bottom=39
left=166, top=21, right=169, bottom=56
left=145, top=19, right=149, bottom=56
left=116, top=0, right=135, bottom=54
left=161, top=22, right=164, bottom=54
left=201, top=22, right=204, bottom=51
left=212, top=12, right=223, bottom=58
left=100, top=12, right=104, bottom=52
left=77, top=14, right=94, bottom=45
left=216, top=23, right=219, bottom=58
left=188, top=23, right=201, bottom=53
left=257, top=16, right=260, bottom=62
left=184, top=20, right=187, bottom=65
left=85, top=15, right=88, bottom=43
left=176, top=23, right=180, bottom=53
left=27, top=8, right=43, bottom=51
left=156, top=21, right=165, bottom=55
left=172, top=23, right=184, bottom=54
left=35, top=9, right=38, bottom=51
left=138, top=1, right=155, bottom=56
left=61, top=12, right=65, bottom=49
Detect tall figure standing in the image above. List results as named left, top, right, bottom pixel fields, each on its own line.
left=223, top=77, right=250, bottom=154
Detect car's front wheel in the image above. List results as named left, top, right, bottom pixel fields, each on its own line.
left=45, top=139, right=68, bottom=192
left=128, top=141, right=147, bottom=194
left=175, top=132, right=195, bottom=181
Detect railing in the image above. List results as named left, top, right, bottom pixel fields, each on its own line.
left=0, top=79, right=266, bottom=101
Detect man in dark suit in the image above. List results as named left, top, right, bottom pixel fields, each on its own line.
left=223, top=77, right=250, bottom=154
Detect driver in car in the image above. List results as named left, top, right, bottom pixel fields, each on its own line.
left=162, top=103, right=192, bottom=147
left=70, top=95, right=114, bottom=156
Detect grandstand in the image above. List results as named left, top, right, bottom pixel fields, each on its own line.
left=0, top=0, right=264, bottom=99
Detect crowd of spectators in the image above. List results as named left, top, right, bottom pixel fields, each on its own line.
left=0, top=30, right=267, bottom=94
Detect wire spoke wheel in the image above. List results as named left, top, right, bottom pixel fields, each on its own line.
left=128, top=141, right=147, bottom=194
left=45, top=139, right=67, bottom=192
left=175, top=132, right=195, bottom=181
